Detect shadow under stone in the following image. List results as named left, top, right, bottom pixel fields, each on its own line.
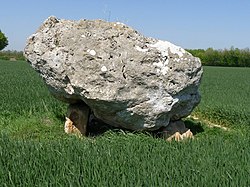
left=184, top=119, right=204, bottom=135
left=87, top=118, right=123, bottom=137
left=61, top=111, right=205, bottom=138
left=86, top=118, right=205, bottom=138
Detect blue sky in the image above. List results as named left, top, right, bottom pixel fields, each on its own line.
left=1, top=0, right=250, bottom=51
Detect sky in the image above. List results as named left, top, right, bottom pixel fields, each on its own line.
left=1, top=0, right=250, bottom=51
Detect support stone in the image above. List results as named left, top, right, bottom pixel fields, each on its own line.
left=65, top=102, right=90, bottom=136
left=159, top=120, right=194, bottom=141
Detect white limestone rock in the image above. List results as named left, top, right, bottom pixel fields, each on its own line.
left=24, top=16, right=203, bottom=131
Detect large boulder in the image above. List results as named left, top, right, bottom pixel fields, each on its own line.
left=24, top=16, right=203, bottom=131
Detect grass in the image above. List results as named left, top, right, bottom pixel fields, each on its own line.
left=0, top=60, right=250, bottom=186
left=1, top=131, right=250, bottom=186
left=194, top=66, right=250, bottom=127
left=0, top=60, right=67, bottom=140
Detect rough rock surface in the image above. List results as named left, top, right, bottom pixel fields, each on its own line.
left=24, top=16, right=203, bottom=131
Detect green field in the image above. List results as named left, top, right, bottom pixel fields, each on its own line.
left=0, top=60, right=250, bottom=186
left=195, top=66, right=250, bottom=127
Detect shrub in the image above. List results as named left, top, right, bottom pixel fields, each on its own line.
left=187, top=47, right=250, bottom=67
left=0, top=30, right=8, bottom=51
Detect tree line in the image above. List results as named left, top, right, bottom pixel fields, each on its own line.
left=186, top=47, right=250, bottom=67
left=0, top=50, right=25, bottom=61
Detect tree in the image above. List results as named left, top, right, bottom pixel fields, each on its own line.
left=186, top=47, right=250, bottom=67
left=0, top=30, right=8, bottom=50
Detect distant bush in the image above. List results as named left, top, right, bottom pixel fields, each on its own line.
left=0, top=30, right=8, bottom=50
left=0, top=50, right=25, bottom=61
left=187, top=47, right=250, bottom=67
